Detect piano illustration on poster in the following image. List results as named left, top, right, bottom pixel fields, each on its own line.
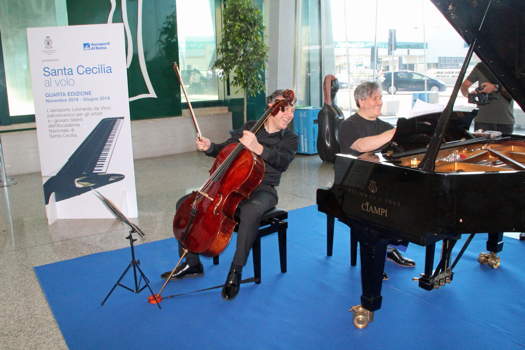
left=43, top=117, right=125, bottom=204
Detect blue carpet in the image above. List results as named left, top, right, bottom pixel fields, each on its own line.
left=35, top=205, right=525, bottom=349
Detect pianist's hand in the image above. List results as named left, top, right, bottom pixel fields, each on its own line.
left=196, top=136, right=211, bottom=152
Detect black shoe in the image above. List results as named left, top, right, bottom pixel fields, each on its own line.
left=221, top=266, right=242, bottom=300
left=387, top=248, right=415, bottom=268
left=160, top=262, right=204, bottom=280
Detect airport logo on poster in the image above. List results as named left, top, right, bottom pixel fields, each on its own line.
left=83, top=41, right=110, bottom=51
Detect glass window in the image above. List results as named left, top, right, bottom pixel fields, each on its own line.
left=0, top=0, right=67, bottom=119
left=325, top=0, right=378, bottom=112
left=294, top=0, right=322, bottom=107
left=176, top=0, right=219, bottom=102
left=324, top=0, right=471, bottom=122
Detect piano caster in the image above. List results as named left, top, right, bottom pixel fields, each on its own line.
left=349, top=305, right=374, bottom=329
left=478, top=252, right=501, bottom=269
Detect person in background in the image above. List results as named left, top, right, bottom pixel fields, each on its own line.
left=460, top=62, right=514, bottom=134
left=461, top=62, right=516, bottom=259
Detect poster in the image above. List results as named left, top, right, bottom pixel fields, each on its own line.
left=27, top=23, right=137, bottom=224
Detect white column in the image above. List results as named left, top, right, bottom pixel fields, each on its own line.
left=266, top=0, right=296, bottom=93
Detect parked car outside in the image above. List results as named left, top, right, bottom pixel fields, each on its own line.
left=338, top=81, right=349, bottom=89
left=380, top=71, right=447, bottom=94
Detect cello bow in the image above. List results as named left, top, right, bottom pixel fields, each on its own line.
left=173, top=62, right=203, bottom=140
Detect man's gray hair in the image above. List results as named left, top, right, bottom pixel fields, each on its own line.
left=354, top=81, right=380, bottom=107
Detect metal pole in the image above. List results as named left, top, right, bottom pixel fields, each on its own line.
left=422, top=1, right=428, bottom=92
left=372, top=0, right=378, bottom=80
left=0, top=135, right=16, bottom=187
left=343, top=0, right=351, bottom=109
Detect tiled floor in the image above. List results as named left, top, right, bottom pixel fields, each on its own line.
left=0, top=152, right=333, bottom=349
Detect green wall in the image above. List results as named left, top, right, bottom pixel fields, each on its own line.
left=0, top=0, right=269, bottom=128
left=66, top=0, right=181, bottom=119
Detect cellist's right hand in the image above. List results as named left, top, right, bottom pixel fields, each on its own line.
left=196, top=136, right=211, bottom=152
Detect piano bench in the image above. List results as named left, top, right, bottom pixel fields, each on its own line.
left=326, top=215, right=358, bottom=266
left=213, top=207, right=288, bottom=283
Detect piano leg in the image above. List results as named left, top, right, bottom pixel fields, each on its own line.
left=486, top=232, right=504, bottom=253
left=326, top=215, right=358, bottom=266
left=349, top=223, right=388, bottom=328
left=478, top=232, right=503, bottom=268
left=327, top=215, right=334, bottom=256
left=418, top=243, right=436, bottom=291
left=358, top=236, right=388, bottom=311
left=350, top=233, right=358, bottom=267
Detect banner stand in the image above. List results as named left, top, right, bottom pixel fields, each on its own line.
left=27, top=23, right=137, bottom=223
left=0, top=136, right=16, bottom=188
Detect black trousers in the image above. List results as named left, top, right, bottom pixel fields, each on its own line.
left=177, top=184, right=278, bottom=268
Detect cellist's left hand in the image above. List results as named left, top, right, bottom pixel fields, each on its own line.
left=239, top=130, right=263, bottom=155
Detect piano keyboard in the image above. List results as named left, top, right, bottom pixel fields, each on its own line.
left=93, top=117, right=123, bottom=174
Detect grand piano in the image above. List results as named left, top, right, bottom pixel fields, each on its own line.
left=317, top=0, right=525, bottom=328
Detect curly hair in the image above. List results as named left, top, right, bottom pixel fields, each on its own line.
left=267, top=89, right=297, bottom=105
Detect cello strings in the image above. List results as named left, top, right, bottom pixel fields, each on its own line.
left=200, top=107, right=273, bottom=191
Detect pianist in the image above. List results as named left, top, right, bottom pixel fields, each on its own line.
left=338, top=81, right=416, bottom=269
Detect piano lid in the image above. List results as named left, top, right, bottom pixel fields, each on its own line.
left=431, top=0, right=525, bottom=111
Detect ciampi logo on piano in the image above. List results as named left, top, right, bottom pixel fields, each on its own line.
left=367, top=180, right=378, bottom=194
left=361, top=201, right=388, bottom=217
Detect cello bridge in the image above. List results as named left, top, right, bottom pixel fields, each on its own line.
left=198, top=190, right=214, bottom=201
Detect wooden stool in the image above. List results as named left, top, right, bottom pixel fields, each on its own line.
left=213, top=208, right=288, bottom=283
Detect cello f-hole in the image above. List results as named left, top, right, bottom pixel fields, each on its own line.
left=213, top=193, right=223, bottom=215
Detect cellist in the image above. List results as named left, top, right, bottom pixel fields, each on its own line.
left=161, top=89, right=298, bottom=300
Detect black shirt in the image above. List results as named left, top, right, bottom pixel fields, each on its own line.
left=338, top=113, right=393, bottom=156
left=205, top=121, right=298, bottom=186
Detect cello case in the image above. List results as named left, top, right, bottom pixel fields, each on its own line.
left=317, top=75, right=344, bottom=162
